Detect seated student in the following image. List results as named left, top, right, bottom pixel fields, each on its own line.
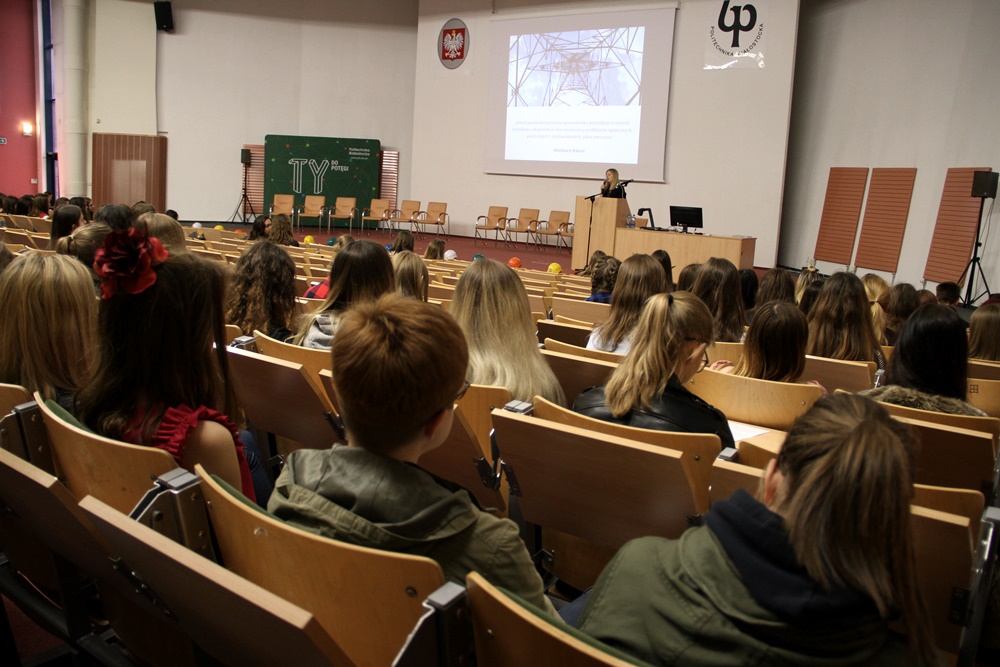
left=55, top=222, right=113, bottom=293
left=861, top=303, right=986, bottom=416
left=576, top=394, right=935, bottom=666
left=294, top=239, right=395, bottom=349
left=226, top=240, right=297, bottom=341
left=650, top=249, right=674, bottom=293
left=884, top=283, right=920, bottom=345
left=579, top=249, right=607, bottom=277
left=807, top=272, right=885, bottom=369
left=392, top=250, right=429, bottom=301
left=268, top=214, right=299, bottom=247
left=711, top=301, right=821, bottom=391
left=94, top=203, right=133, bottom=231
left=0, top=253, right=97, bottom=411
left=969, top=303, right=1000, bottom=362
left=48, top=204, right=84, bottom=249
left=587, top=254, right=666, bottom=354
left=675, top=263, right=701, bottom=292
left=451, top=258, right=564, bottom=405
left=76, top=229, right=266, bottom=503
left=303, top=235, right=354, bottom=299
left=756, top=268, right=795, bottom=307
left=136, top=212, right=188, bottom=255
left=248, top=214, right=271, bottom=241
left=738, top=268, right=758, bottom=324
left=423, top=238, right=446, bottom=260
left=389, top=230, right=415, bottom=255
left=691, top=257, right=745, bottom=343
left=268, top=294, right=555, bottom=613
left=574, top=292, right=734, bottom=449
left=793, top=266, right=821, bottom=305
left=586, top=255, right=619, bottom=303
left=936, top=280, right=961, bottom=306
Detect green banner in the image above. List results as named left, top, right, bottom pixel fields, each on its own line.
left=263, top=135, right=382, bottom=229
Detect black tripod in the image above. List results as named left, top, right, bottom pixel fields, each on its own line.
left=229, top=158, right=256, bottom=224
left=959, top=195, right=994, bottom=306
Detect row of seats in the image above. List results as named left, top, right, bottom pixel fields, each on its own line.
left=269, top=196, right=452, bottom=237
left=475, top=206, right=573, bottom=251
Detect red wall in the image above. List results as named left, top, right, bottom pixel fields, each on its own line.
left=0, top=0, right=39, bottom=197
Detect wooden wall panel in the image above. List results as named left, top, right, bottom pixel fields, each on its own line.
left=813, top=167, right=869, bottom=266
left=92, top=133, right=168, bottom=212
left=380, top=150, right=399, bottom=210
left=853, top=168, right=917, bottom=274
left=923, top=167, right=990, bottom=284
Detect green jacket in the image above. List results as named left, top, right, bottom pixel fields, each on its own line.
left=268, top=443, right=554, bottom=614
left=578, top=494, right=907, bottom=666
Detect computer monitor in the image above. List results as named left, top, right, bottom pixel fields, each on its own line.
left=669, top=206, right=703, bottom=231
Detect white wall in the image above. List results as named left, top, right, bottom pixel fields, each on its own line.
left=154, top=0, right=418, bottom=220
left=412, top=0, right=801, bottom=268
left=781, top=0, right=1000, bottom=296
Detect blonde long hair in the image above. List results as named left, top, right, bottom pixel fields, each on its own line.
left=392, top=250, right=429, bottom=301
left=0, top=253, right=98, bottom=401
left=605, top=292, right=713, bottom=417
left=451, top=259, right=564, bottom=405
left=774, top=394, right=935, bottom=666
left=861, top=273, right=890, bottom=345
left=591, top=254, right=666, bottom=350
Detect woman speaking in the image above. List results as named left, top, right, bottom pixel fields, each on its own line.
left=601, top=168, right=627, bottom=199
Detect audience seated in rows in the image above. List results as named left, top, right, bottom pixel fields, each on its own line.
left=295, top=239, right=394, bottom=349
left=452, top=258, right=564, bottom=405
left=392, top=250, right=429, bottom=302
left=576, top=394, right=935, bottom=667
left=75, top=229, right=267, bottom=502
left=574, top=292, right=735, bottom=449
left=806, top=272, right=885, bottom=369
left=587, top=253, right=666, bottom=354
left=969, top=303, right=1000, bottom=362
left=267, top=294, right=556, bottom=613
left=585, top=255, right=619, bottom=303
left=691, top=257, right=745, bottom=343
left=0, top=253, right=97, bottom=411
left=226, top=240, right=296, bottom=342
left=861, top=303, right=986, bottom=416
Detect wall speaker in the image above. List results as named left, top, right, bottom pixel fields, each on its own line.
left=241, top=148, right=252, bottom=165
left=154, top=1, right=174, bottom=32
left=971, top=171, right=998, bottom=199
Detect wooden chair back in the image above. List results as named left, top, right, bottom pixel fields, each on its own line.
left=333, top=197, right=356, bottom=218
left=913, top=484, right=984, bottom=540
left=547, top=210, right=570, bottom=226
left=483, top=206, right=508, bottom=228
left=36, top=396, right=176, bottom=513
left=532, top=396, right=717, bottom=513
left=80, top=495, right=350, bottom=666
left=709, top=457, right=764, bottom=506
left=466, top=572, right=636, bottom=667
left=0, top=382, right=31, bottom=418
left=226, top=347, right=341, bottom=451
left=553, top=314, right=592, bottom=326
left=541, top=349, right=617, bottom=408
left=509, top=208, right=540, bottom=231
left=873, top=399, right=1000, bottom=453
left=272, top=194, right=295, bottom=216
left=197, top=467, right=445, bottom=667
left=491, top=410, right=697, bottom=548
left=968, top=359, right=1000, bottom=381
left=706, top=341, right=744, bottom=366
left=686, top=369, right=824, bottom=431
left=895, top=416, right=997, bottom=496
left=1, top=227, right=40, bottom=248
left=801, top=355, right=875, bottom=393
left=537, top=320, right=592, bottom=348
left=393, top=200, right=420, bottom=222
left=365, top=198, right=391, bottom=218
left=301, top=195, right=326, bottom=219
left=967, top=377, right=1000, bottom=418
left=550, top=297, right=610, bottom=325
left=29, top=217, right=52, bottom=233
left=425, top=201, right=447, bottom=222
left=543, top=339, right=623, bottom=364
left=910, top=505, right=974, bottom=653
left=252, top=330, right=333, bottom=408
left=224, top=323, right=243, bottom=344
left=0, top=450, right=198, bottom=665
left=428, top=283, right=456, bottom=301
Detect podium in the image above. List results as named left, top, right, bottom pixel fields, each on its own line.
left=572, top=196, right=631, bottom=269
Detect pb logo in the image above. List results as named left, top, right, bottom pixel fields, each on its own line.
left=718, top=1, right=757, bottom=48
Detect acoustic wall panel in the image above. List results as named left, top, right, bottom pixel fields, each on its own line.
left=92, top=134, right=168, bottom=212
left=853, top=168, right=917, bottom=274
left=813, top=167, right=869, bottom=266
left=923, top=167, right=990, bottom=284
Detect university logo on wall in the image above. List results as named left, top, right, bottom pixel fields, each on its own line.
left=705, top=0, right=767, bottom=70
left=439, top=18, right=468, bottom=69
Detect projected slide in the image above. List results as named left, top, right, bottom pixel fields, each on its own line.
left=505, top=28, right=644, bottom=164
left=485, top=7, right=675, bottom=182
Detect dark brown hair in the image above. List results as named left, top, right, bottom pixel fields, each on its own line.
left=691, top=257, right=745, bottom=343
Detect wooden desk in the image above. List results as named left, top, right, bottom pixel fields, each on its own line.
left=614, top=228, right=756, bottom=269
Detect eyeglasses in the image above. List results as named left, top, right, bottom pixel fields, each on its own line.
left=425, top=380, right=471, bottom=425
left=685, top=338, right=710, bottom=373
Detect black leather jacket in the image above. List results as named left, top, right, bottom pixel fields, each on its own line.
left=572, top=376, right=735, bottom=450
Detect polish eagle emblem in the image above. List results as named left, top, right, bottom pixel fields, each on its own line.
left=443, top=29, right=465, bottom=60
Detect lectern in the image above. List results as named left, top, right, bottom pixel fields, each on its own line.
left=573, top=196, right=631, bottom=269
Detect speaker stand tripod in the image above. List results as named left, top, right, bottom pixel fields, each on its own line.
left=229, top=159, right=256, bottom=224
left=958, top=195, right=994, bottom=306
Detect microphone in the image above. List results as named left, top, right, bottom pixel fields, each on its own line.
left=620, top=179, right=634, bottom=186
